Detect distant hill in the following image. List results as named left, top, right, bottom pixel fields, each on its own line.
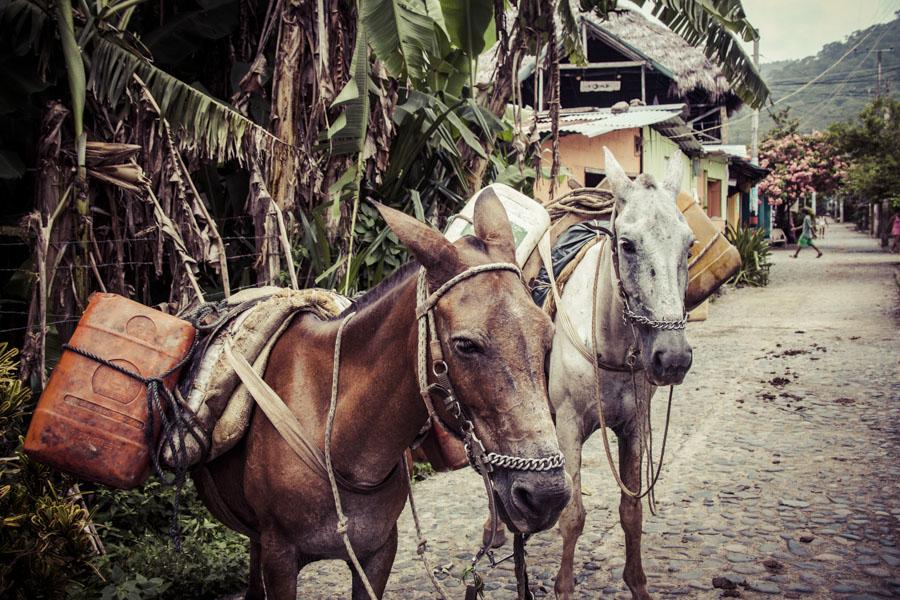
left=729, top=13, right=900, bottom=145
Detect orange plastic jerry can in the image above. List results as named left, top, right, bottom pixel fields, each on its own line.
left=24, top=293, right=196, bottom=489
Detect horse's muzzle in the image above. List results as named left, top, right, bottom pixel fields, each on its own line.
left=496, top=469, right=571, bottom=533
left=648, top=338, right=693, bottom=385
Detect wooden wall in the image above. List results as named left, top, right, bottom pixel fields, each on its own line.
left=533, top=128, right=641, bottom=203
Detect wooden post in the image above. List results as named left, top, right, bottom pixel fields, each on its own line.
left=750, top=38, right=760, bottom=219
left=640, top=63, right=646, bottom=104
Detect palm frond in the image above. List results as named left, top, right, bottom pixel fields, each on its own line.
left=0, top=0, right=51, bottom=55
left=362, top=0, right=448, bottom=83
left=327, top=8, right=371, bottom=157
left=635, top=0, right=768, bottom=108
left=87, top=36, right=285, bottom=163
left=440, top=0, right=495, bottom=59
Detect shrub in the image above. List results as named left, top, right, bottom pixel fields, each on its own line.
left=725, top=225, right=772, bottom=287
left=0, top=342, right=247, bottom=599
left=0, top=344, right=99, bottom=600
left=87, top=481, right=249, bottom=600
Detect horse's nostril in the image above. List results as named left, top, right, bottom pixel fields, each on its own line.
left=511, top=481, right=540, bottom=515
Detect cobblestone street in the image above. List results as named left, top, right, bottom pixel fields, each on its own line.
left=295, top=223, right=899, bottom=599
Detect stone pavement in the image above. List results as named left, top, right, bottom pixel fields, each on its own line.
left=294, top=223, right=899, bottom=599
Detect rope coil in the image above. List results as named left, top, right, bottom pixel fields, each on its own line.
left=60, top=338, right=207, bottom=549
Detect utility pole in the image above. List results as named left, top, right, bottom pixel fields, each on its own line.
left=874, top=47, right=893, bottom=121
left=750, top=38, right=760, bottom=223
left=876, top=49, right=883, bottom=99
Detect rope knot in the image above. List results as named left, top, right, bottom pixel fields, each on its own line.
left=336, top=515, right=349, bottom=535
left=417, top=539, right=428, bottom=555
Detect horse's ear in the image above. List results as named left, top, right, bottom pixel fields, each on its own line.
left=603, top=147, right=633, bottom=202
left=374, top=203, right=461, bottom=282
left=662, top=154, right=682, bottom=196
left=473, top=188, right=516, bottom=261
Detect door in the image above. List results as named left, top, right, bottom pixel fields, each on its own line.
left=706, top=179, right=722, bottom=218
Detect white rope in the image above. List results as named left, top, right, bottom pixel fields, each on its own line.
left=323, top=311, right=379, bottom=600
left=402, top=453, right=452, bottom=600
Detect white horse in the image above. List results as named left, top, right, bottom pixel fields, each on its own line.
left=485, top=148, right=695, bottom=600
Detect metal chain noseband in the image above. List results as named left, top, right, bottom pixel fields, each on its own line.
left=483, top=452, right=566, bottom=472
left=623, top=308, right=688, bottom=330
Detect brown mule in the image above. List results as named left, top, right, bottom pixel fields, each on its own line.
left=195, top=190, right=572, bottom=599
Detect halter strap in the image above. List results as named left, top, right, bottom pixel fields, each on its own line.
left=414, top=262, right=522, bottom=319
left=606, top=205, right=688, bottom=331
left=413, top=262, right=567, bottom=474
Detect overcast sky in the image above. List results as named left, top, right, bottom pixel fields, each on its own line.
left=629, top=0, right=899, bottom=63
left=738, top=0, right=899, bottom=63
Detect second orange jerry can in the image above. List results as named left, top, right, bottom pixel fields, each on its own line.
left=24, top=293, right=196, bottom=489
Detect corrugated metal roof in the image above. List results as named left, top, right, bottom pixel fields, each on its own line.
left=702, top=144, right=748, bottom=158
left=559, top=109, right=678, bottom=137
left=534, top=104, right=705, bottom=156
left=538, top=104, right=684, bottom=133
left=652, top=118, right=704, bottom=155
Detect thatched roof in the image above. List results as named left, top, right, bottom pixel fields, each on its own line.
left=583, top=10, right=732, bottom=100
left=475, top=8, right=737, bottom=104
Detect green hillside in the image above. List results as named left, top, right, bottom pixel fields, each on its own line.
left=729, top=12, right=899, bottom=144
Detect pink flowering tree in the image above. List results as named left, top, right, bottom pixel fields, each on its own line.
left=758, top=117, right=845, bottom=241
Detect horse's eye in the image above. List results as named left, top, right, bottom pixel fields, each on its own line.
left=453, top=337, right=483, bottom=355
left=621, top=239, right=636, bottom=254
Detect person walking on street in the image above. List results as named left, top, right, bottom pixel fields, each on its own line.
left=793, top=207, right=822, bottom=258
left=890, top=212, right=900, bottom=253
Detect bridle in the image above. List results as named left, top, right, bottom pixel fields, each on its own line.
left=596, top=201, right=688, bottom=337
left=587, top=202, right=685, bottom=512
left=414, top=263, right=566, bottom=475
left=414, top=262, right=566, bottom=595
left=326, top=259, right=565, bottom=600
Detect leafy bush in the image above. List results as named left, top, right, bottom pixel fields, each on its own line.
left=87, top=481, right=248, bottom=600
left=0, top=343, right=247, bottom=599
left=725, top=225, right=772, bottom=287
left=0, top=344, right=99, bottom=600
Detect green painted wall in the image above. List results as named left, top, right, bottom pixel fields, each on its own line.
left=642, top=127, right=693, bottom=194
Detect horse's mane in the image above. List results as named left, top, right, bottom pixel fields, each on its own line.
left=336, top=261, right=420, bottom=318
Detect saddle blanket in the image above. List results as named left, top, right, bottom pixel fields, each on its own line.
left=162, top=286, right=350, bottom=468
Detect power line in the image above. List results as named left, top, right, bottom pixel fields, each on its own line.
left=679, top=4, right=896, bottom=138
left=792, top=24, right=894, bottom=127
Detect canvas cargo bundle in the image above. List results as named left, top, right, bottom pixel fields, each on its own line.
left=164, top=286, right=350, bottom=468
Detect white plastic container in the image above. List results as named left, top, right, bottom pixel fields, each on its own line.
left=444, top=183, right=550, bottom=267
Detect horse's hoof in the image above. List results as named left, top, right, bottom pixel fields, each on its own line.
left=482, top=525, right=507, bottom=548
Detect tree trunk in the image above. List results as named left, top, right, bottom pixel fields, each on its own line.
left=268, top=0, right=304, bottom=212
left=21, top=103, right=74, bottom=387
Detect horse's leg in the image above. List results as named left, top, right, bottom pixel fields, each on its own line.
left=553, top=424, right=585, bottom=600
left=618, top=430, right=651, bottom=600
left=350, top=525, right=398, bottom=600
left=258, top=530, right=299, bottom=600
left=244, top=540, right=264, bottom=600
